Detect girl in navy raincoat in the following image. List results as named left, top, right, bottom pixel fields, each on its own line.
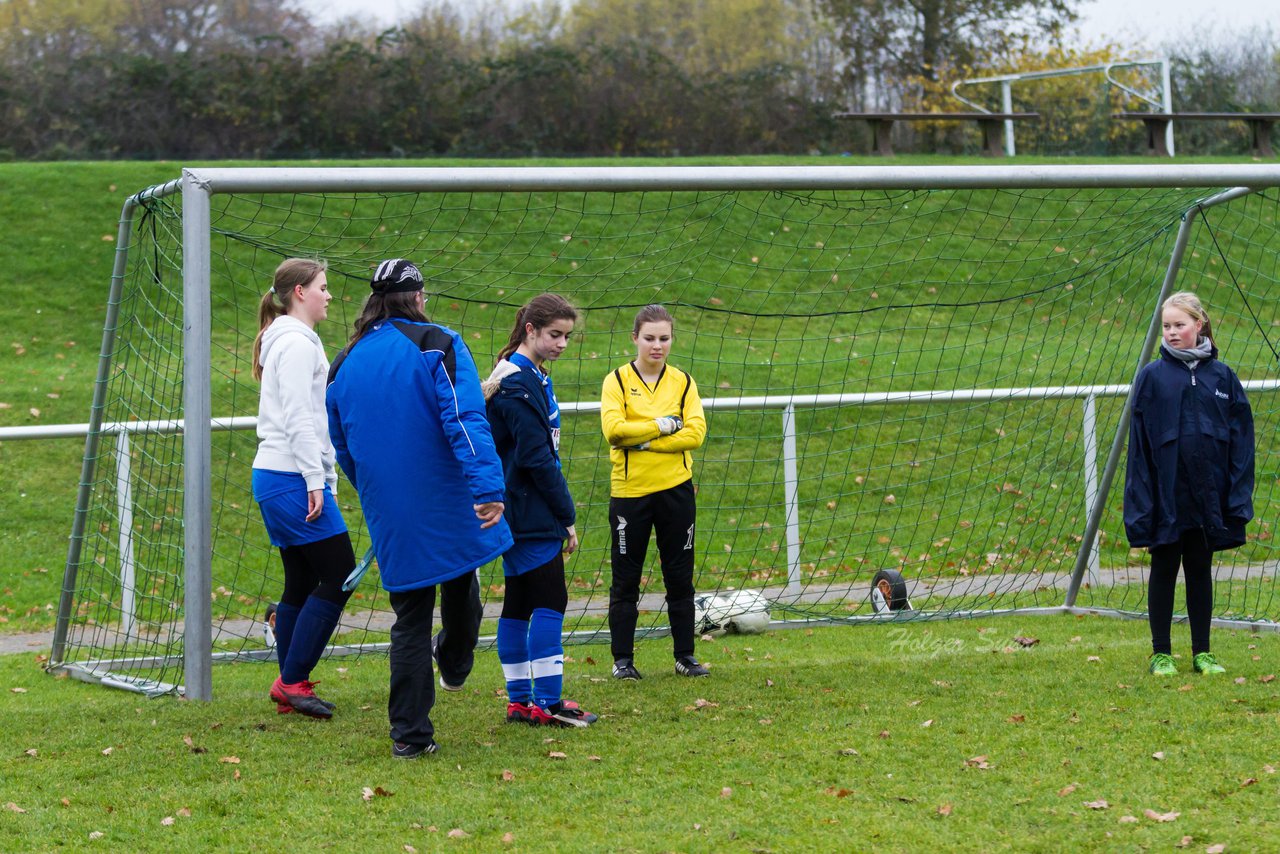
left=1124, top=291, right=1254, bottom=677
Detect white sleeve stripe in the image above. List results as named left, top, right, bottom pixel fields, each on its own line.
left=425, top=347, right=480, bottom=456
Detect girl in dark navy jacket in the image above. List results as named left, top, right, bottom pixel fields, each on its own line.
left=1124, top=291, right=1254, bottom=677
left=483, top=294, right=597, bottom=728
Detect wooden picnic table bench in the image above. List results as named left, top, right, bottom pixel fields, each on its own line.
left=1114, top=112, right=1280, bottom=157
left=833, top=111, right=1041, bottom=157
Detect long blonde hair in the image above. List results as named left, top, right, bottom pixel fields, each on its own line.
left=1163, top=291, right=1214, bottom=345
left=251, top=259, right=327, bottom=381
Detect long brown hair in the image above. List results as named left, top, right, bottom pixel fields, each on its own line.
left=1163, top=291, right=1214, bottom=344
left=349, top=290, right=429, bottom=345
left=251, top=258, right=326, bottom=382
left=496, top=293, right=578, bottom=363
left=632, top=303, right=674, bottom=335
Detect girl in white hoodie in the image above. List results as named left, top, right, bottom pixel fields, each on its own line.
left=251, top=258, right=354, bottom=719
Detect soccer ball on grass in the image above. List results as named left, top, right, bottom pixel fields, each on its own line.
left=694, top=589, right=771, bottom=636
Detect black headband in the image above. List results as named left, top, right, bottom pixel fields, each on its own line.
left=371, top=259, right=424, bottom=293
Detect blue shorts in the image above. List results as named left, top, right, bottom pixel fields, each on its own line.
left=502, top=538, right=562, bottom=578
left=252, top=468, right=347, bottom=548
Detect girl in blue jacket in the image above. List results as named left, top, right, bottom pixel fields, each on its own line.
left=483, top=294, right=597, bottom=728
left=1124, top=291, right=1254, bottom=677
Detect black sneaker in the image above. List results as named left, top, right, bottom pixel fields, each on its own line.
left=392, top=739, right=439, bottom=760
left=612, top=659, right=642, bottom=680
left=674, top=656, right=710, bottom=677
left=548, top=700, right=598, bottom=728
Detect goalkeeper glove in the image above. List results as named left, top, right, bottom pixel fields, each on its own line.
left=655, top=415, right=684, bottom=435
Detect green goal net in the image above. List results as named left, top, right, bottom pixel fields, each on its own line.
left=51, top=167, right=1280, bottom=697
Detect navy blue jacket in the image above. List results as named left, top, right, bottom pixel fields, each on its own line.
left=485, top=360, right=576, bottom=541
left=1124, top=345, right=1254, bottom=551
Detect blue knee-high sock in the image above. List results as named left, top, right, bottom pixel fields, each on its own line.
left=529, top=607, right=565, bottom=710
left=281, top=596, right=342, bottom=685
left=497, top=617, right=532, bottom=703
left=273, top=601, right=302, bottom=677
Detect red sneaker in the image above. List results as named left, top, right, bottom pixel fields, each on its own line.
left=270, top=677, right=335, bottom=711
left=506, top=701, right=553, bottom=725
left=270, top=676, right=332, bottom=719
left=506, top=700, right=596, bottom=728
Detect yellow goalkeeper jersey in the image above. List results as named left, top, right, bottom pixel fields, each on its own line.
left=601, top=362, right=707, bottom=498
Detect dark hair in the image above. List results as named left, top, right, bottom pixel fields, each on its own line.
left=251, top=258, right=326, bottom=382
left=496, top=293, right=578, bottom=362
left=632, top=304, right=674, bottom=335
left=349, top=290, right=429, bottom=345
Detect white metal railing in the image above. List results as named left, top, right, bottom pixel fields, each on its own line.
left=11, top=380, right=1278, bottom=641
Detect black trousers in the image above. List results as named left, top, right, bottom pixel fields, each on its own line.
left=386, top=570, right=482, bottom=746
left=1148, top=529, right=1215, bottom=656
left=608, top=479, right=697, bottom=661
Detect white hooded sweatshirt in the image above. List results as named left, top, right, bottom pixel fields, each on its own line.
left=252, top=314, right=337, bottom=493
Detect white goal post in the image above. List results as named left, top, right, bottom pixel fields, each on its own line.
left=53, top=164, right=1280, bottom=700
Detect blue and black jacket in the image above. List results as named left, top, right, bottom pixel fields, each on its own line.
left=1124, top=343, right=1254, bottom=551
left=327, top=318, right=512, bottom=591
left=485, top=358, right=576, bottom=541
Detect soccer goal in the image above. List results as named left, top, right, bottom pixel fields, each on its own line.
left=51, top=165, right=1280, bottom=699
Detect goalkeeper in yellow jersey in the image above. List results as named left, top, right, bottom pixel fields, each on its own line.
left=601, top=305, right=709, bottom=679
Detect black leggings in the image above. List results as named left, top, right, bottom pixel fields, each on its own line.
left=608, top=480, right=697, bottom=660
left=501, top=553, right=569, bottom=621
left=1148, top=529, right=1214, bottom=656
left=279, top=532, right=356, bottom=608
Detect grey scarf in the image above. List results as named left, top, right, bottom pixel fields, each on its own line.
left=1161, top=336, right=1213, bottom=364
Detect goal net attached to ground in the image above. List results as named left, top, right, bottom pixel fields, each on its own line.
left=51, top=166, right=1280, bottom=698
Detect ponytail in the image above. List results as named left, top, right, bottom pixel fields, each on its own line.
left=495, top=306, right=530, bottom=363
left=251, top=258, right=327, bottom=381
left=495, top=293, right=578, bottom=365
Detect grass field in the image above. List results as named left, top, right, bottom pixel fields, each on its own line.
left=3, top=616, right=1279, bottom=852
left=2, top=156, right=1279, bottom=851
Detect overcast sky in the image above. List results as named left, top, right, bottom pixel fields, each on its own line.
left=297, top=0, right=1277, bottom=47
